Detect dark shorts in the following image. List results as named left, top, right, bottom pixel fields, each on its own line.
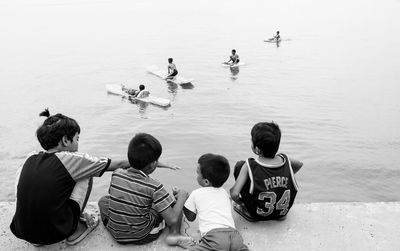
left=98, top=195, right=164, bottom=245
left=169, top=69, right=178, bottom=77
left=189, top=228, right=248, bottom=251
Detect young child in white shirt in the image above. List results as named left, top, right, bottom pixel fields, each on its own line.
left=183, top=153, right=248, bottom=251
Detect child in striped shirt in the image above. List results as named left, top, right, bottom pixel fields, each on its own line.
left=98, top=133, right=194, bottom=248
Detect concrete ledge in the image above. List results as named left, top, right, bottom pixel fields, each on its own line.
left=1, top=202, right=399, bottom=250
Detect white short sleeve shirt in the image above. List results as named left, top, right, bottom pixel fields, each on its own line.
left=184, top=187, right=235, bottom=236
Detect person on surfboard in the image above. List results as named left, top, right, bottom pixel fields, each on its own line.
left=122, top=84, right=149, bottom=98
left=166, top=58, right=178, bottom=80
left=225, top=49, right=240, bottom=66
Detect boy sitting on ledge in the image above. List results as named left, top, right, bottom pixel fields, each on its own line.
left=230, top=122, right=303, bottom=222
left=183, top=153, right=248, bottom=251
left=98, top=133, right=194, bottom=248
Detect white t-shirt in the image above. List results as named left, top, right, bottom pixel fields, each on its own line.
left=184, top=187, right=235, bottom=236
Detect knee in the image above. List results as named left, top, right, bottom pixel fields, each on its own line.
left=98, top=195, right=110, bottom=211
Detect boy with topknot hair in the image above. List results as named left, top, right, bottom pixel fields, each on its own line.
left=230, top=122, right=303, bottom=222
left=10, top=109, right=130, bottom=246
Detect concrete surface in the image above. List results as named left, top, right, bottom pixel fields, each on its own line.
left=1, top=202, right=399, bottom=250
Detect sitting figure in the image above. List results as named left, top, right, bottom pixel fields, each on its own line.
left=183, top=153, right=248, bottom=251
left=98, top=133, right=194, bottom=248
left=230, top=122, right=303, bottom=222
left=166, top=58, right=178, bottom=80
left=122, top=84, right=150, bottom=98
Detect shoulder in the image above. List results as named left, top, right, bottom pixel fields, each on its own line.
left=190, top=187, right=205, bottom=196
left=146, top=176, right=165, bottom=191
left=55, top=151, right=107, bottom=163
left=190, top=187, right=212, bottom=199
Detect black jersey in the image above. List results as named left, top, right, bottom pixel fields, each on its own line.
left=245, top=153, right=298, bottom=220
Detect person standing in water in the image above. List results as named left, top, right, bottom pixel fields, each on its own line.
left=269, top=31, right=281, bottom=41
left=226, top=49, right=240, bottom=65
left=166, top=58, right=178, bottom=80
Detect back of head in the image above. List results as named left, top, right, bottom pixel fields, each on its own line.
left=128, top=133, right=162, bottom=170
left=277, top=31, right=280, bottom=34
left=139, top=84, right=145, bottom=91
left=168, top=58, right=173, bottom=63
left=198, top=153, right=230, bottom=188
left=36, top=108, right=81, bottom=150
left=232, top=49, right=236, bottom=53
left=251, top=122, right=281, bottom=158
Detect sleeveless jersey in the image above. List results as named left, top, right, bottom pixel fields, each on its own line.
left=245, top=153, right=298, bottom=220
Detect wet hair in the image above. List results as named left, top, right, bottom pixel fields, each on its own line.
left=36, top=108, right=80, bottom=150
left=139, top=84, right=145, bottom=91
left=198, top=153, right=230, bottom=188
left=168, top=58, right=173, bottom=63
left=232, top=49, right=236, bottom=53
left=127, top=133, right=162, bottom=170
left=251, top=122, right=281, bottom=158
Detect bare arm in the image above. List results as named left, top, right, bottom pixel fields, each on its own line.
left=290, top=158, right=303, bottom=173
left=230, top=162, right=248, bottom=203
left=106, top=159, right=130, bottom=172
left=157, top=161, right=181, bottom=170
left=160, top=189, right=188, bottom=226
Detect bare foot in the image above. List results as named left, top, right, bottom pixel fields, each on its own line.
left=165, top=234, right=195, bottom=249
left=67, top=221, right=87, bottom=241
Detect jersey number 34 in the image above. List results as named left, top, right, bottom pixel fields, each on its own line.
left=256, top=190, right=290, bottom=217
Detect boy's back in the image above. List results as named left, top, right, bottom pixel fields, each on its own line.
left=243, top=153, right=298, bottom=220
left=185, top=186, right=235, bottom=235
left=106, top=168, right=174, bottom=243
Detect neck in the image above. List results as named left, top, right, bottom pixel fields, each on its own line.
left=46, top=146, right=65, bottom=153
left=257, top=155, right=282, bottom=165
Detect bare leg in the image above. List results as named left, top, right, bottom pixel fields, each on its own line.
left=165, top=212, right=195, bottom=249
left=67, top=178, right=97, bottom=243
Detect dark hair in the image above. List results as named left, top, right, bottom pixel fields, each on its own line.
left=139, top=84, right=145, bottom=91
left=277, top=31, right=280, bottom=34
left=36, top=109, right=81, bottom=150
left=128, top=133, right=162, bottom=170
left=198, top=153, right=230, bottom=188
left=251, top=122, right=281, bottom=158
left=168, top=58, right=173, bottom=63
left=232, top=49, right=236, bottom=53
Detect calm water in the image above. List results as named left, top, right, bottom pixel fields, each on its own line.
left=1, top=0, right=399, bottom=203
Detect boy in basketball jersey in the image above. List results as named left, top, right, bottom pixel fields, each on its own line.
left=230, top=122, right=303, bottom=221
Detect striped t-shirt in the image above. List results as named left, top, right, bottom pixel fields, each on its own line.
left=106, top=168, right=174, bottom=243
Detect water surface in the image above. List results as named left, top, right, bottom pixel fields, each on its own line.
left=0, top=0, right=399, bottom=202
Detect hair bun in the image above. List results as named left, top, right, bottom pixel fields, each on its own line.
left=39, top=108, right=50, bottom=117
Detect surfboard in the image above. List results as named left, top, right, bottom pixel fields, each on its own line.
left=147, top=65, right=193, bottom=85
left=221, top=62, right=245, bottom=68
left=264, top=39, right=282, bottom=43
left=106, top=84, right=171, bottom=107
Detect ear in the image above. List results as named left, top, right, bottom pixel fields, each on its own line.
left=61, top=135, right=70, bottom=147
left=253, top=146, right=261, bottom=155
left=203, top=179, right=210, bottom=186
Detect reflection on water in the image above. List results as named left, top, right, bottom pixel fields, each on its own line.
left=230, top=66, right=240, bottom=81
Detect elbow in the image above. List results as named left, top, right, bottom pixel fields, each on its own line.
left=230, top=190, right=239, bottom=202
